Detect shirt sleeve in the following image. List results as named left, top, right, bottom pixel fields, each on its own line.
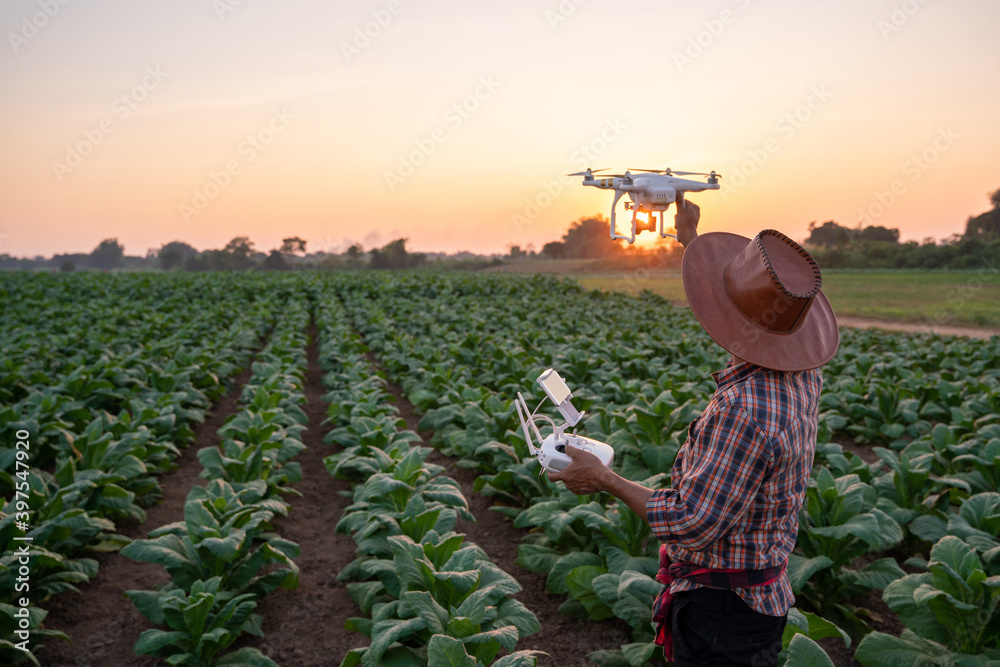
left=645, top=400, right=773, bottom=551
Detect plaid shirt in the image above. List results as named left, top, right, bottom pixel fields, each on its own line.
left=645, top=357, right=822, bottom=616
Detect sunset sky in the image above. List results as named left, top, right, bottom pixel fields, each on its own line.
left=1, top=0, right=998, bottom=258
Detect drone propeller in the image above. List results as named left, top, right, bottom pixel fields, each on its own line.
left=567, top=168, right=609, bottom=177
left=628, top=168, right=672, bottom=174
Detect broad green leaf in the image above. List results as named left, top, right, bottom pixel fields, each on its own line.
left=784, top=634, right=835, bottom=667
left=426, top=635, right=476, bottom=667
left=787, top=554, right=834, bottom=593
left=547, top=552, right=603, bottom=594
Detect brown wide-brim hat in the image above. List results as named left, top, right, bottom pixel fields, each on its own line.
left=682, top=230, right=839, bottom=372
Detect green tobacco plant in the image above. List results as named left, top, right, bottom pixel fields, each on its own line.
left=473, top=458, right=556, bottom=517
left=909, top=492, right=1000, bottom=571
left=945, top=493, right=1000, bottom=575
left=340, top=535, right=540, bottom=666
left=792, top=467, right=906, bottom=638
left=0, top=542, right=98, bottom=606
left=323, top=417, right=422, bottom=481
left=605, top=391, right=703, bottom=479
left=128, top=576, right=278, bottom=667
left=870, top=447, right=970, bottom=543
left=121, top=479, right=299, bottom=597
left=0, top=599, right=69, bottom=666
left=336, top=492, right=461, bottom=561
left=336, top=447, right=473, bottom=540
left=855, top=536, right=1000, bottom=665
left=812, top=442, right=881, bottom=483
left=51, top=424, right=155, bottom=523
left=0, top=466, right=125, bottom=560
left=954, top=436, right=1000, bottom=495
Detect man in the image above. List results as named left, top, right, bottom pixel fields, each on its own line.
left=549, top=197, right=839, bottom=666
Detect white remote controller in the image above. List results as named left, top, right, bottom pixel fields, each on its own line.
left=514, top=369, right=615, bottom=475
left=538, top=432, right=615, bottom=473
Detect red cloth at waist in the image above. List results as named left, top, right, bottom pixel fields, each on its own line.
left=652, top=544, right=786, bottom=661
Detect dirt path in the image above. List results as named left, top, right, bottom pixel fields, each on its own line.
left=374, top=359, right=638, bottom=667
left=37, top=361, right=257, bottom=667
left=233, top=321, right=362, bottom=665
left=836, top=316, right=999, bottom=340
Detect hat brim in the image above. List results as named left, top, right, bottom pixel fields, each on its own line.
left=682, top=232, right=840, bottom=372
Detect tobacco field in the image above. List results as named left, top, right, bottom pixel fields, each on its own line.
left=1, top=271, right=998, bottom=667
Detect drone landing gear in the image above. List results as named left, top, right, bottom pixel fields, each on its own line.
left=610, top=195, right=677, bottom=243
left=630, top=209, right=676, bottom=240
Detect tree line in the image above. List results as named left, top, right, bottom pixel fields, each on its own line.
left=3, top=184, right=996, bottom=272
left=0, top=235, right=499, bottom=272
left=804, top=185, right=999, bottom=270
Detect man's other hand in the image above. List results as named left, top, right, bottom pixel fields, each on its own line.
left=548, top=445, right=610, bottom=495
left=675, top=195, right=700, bottom=247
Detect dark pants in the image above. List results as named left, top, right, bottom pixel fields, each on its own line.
left=670, top=587, right=786, bottom=667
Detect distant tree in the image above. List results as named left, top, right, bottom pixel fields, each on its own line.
left=345, top=244, right=364, bottom=269
left=506, top=244, right=525, bottom=261
left=184, top=254, right=210, bottom=271
left=222, top=236, right=256, bottom=269
left=963, top=185, right=1000, bottom=242
left=806, top=221, right=852, bottom=249
left=964, top=211, right=1000, bottom=242
left=561, top=216, right=619, bottom=259
left=280, top=237, right=307, bottom=256
left=542, top=241, right=566, bottom=259
left=224, top=236, right=254, bottom=258
left=89, top=238, right=125, bottom=270
left=59, top=259, right=75, bottom=272
left=319, top=254, right=345, bottom=270
left=159, top=241, right=198, bottom=270
left=369, top=238, right=424, bottom=270
left=262, top=249, right=289, bottom=270
left=856, top=225, right=900, bottom=244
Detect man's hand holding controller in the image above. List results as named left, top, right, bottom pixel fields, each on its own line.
left=674, top=194, right=700, bottom=247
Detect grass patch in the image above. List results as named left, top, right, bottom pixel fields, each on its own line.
left=573, top=269, right=1000, bottom=329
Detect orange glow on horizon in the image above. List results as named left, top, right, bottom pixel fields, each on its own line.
left=0, top=1, right=997, bottom=258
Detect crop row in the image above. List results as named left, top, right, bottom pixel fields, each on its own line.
left=330, top=273, right=999, bottom=666
left=314, top=294, right=546, bottom=666
left=0, top=273, right=278, bottom=664
left=120, top=292, right=313, bottom=666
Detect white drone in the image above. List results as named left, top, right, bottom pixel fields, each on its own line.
left=570, top=167, right=722, bottom=244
